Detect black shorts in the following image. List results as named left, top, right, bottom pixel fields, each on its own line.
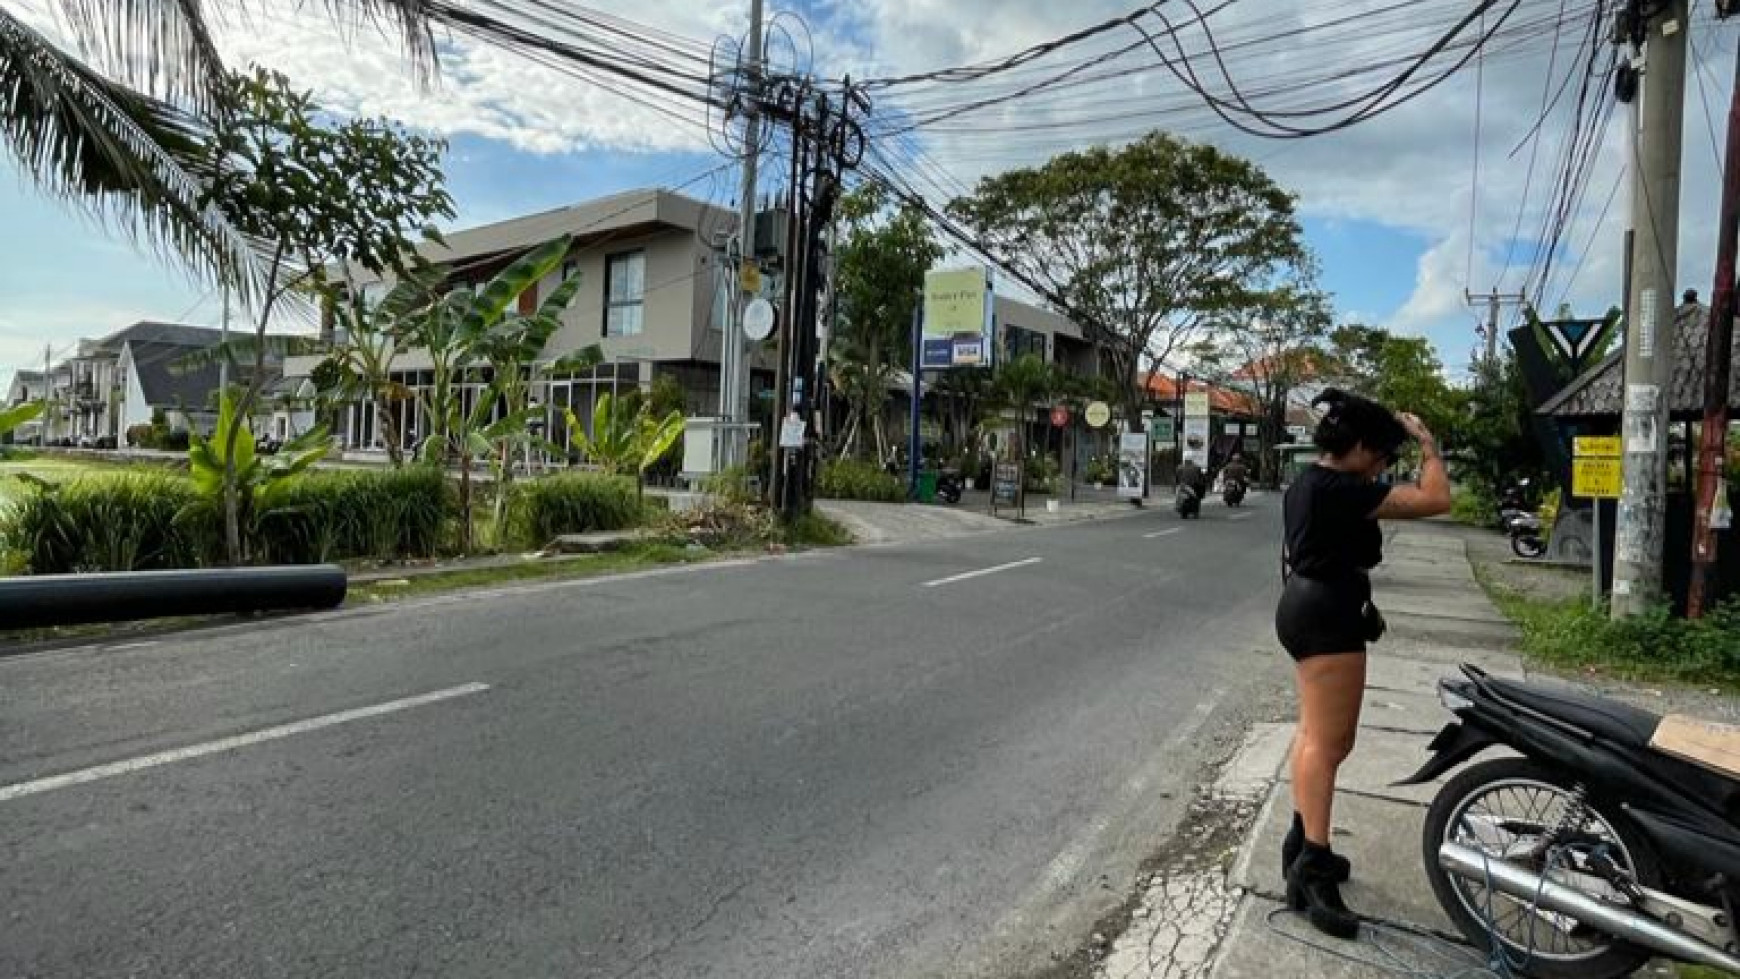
left=1275, top=573, right=1372, bottom=661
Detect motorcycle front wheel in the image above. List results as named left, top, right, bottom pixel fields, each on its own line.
left=1422, top=757, right=1660, bottom=979
left=1512, top=535, right=1547, bottom=559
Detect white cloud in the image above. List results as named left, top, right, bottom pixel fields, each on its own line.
left=4, top=0, right=1736, bottom=375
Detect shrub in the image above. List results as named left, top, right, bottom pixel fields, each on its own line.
left=783, top=511, right=852, bottom=548
left=1, top=472, right=213, bottom=573
left=1450, top=483, right=1496, bottom=526
left=818, top=459, right=904, bottom=502
left=125, top=424, right=154, bottom=449
left=508, top=472, right=642, bottom=549
left=1497, top=590, right=1740, bottom=687
left=1024, top=454, right=1061, bottom=494
left=256, top=466, right=452, bottom=564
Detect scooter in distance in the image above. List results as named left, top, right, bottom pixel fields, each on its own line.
left=1175, top=482, right=1202, bottom=519
left=1403, top=665, right=1740, bottom=978
left=1222, top=477, right=1247, bottom=507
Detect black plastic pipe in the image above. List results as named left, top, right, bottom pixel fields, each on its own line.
left=0, top=565, right=348, bottom=631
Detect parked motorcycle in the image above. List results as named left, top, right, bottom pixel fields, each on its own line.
left=1503, top=508, right=1547, bottom=558
left=935, top=468, right=963, bottom=506
left=1175, top=482, right=1201, bottom=519
left=1402, top=665, right=1740, bottom=978
left=1222, top=477, right=1247, bottom=508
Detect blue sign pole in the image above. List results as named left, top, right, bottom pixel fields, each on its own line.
left=909, top=304, right=923, bottom=500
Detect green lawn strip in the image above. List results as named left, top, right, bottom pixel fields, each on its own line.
left=1473, top=564, right=1740, bottom=692
left=347, top=542, right=712, bottom=603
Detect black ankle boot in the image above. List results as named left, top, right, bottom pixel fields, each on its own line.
left=1282, top=812, right=1351, bottom=883
left=1286, top=841, right=1361, bottom=940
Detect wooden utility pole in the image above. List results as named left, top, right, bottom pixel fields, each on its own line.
left=1612, top=0, right=1688, bottom=618
left=1688, top=33, right=1740, bottom=617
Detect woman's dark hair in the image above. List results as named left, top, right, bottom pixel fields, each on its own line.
left=1311, top=388, right=1408, bottom=459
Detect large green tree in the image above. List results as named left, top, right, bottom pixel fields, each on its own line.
left=831, top=185, right=944, bottom=461
left=949, top=131, right=1306, bottom=434
left=1325, top=325, right=1462, bottom=443
left=195, top=67, right=451, bottom=564
left=1190, top=282, right=1332, bottom=486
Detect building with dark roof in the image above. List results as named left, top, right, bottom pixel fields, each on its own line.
left=45, top=321, right=307, bottom=446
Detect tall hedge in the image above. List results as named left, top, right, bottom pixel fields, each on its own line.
left=508, top=472, right=641, bottom=549
left=818, top=460, right=905, bottom=502
left=255, top=467, right=452, bottom=564
left=1, top=466, right=453, bottom=573
left=1, top=472, right=214, bottom=574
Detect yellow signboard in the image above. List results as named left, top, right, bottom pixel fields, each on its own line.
left=1573, top=458, right=1622, bottom=499
left=1184, top=391, right=1211, bottom=418
left=1575, top=436, right=1621, bottom=458
left=923, top=267, right=988, bottom=336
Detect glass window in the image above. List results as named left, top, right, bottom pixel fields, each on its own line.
left=604, top=251, right=646, bottom=337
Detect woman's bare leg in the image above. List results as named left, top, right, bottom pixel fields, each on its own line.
left=1290, top=652, right=1367, bottom=846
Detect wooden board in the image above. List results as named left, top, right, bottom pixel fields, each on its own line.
left=1650, top=714, right=1740, bottom=778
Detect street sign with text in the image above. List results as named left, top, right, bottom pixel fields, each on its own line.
left=1573, top=436, right=1622, bottom=499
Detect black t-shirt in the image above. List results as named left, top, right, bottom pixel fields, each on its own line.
left=1283, top=465, right=1392, bottom=579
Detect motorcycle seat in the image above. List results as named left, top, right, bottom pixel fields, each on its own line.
left=1485, top=676, right=1662, bottom=748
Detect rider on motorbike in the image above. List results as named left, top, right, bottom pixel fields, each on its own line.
left=1222, top=454, right=1249, bottom=489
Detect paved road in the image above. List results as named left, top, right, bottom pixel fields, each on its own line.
left=1, top=498, right=1290, bottom=979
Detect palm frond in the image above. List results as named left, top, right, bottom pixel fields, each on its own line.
left=0, top=11, right=263, bottom=302
left=52, top=0, right=227, bottom=112
left=50, top=0, right=438, bottom=108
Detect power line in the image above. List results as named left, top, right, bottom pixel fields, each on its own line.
left=1468, top=5, right=1488, bottom=289
left=1552, top=161, right=1627, bottom=311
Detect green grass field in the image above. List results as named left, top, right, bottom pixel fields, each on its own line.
left=0, top=455, right=166, bottom=503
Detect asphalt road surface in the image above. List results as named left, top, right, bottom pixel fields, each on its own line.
left=1, top=498, right=1291, bottom=979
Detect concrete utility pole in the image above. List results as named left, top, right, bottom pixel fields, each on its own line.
left=1612, top=0, right=1689, bottom=618
left=40, top=343, right=51, bottom=447
left=1464, top=289, right=1527, bottom=365
left=719, top=0, right=765, bottom=471
left=1688, top=32, right=1740, bottom=617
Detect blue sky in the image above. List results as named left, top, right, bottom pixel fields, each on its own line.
left=4, top=0, right=1734, bottom=390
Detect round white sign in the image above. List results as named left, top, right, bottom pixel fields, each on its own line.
left=743, top=298, right=776, bottom=341
left=1085, top=401, right=1112, bottom=429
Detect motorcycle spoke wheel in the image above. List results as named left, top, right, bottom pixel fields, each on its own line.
left=1443, top=777, right=1635, bottom=964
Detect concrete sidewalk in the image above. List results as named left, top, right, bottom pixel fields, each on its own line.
left=1097, top=523, right=1525, bottom=979
left=1213, top=525, right=1522, bottom=978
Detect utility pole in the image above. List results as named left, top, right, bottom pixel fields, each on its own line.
left=719, top=0, right=765, bottom=471
left=1463, top=289, right=1527, bottom=366
left=40, top=343, right=51, bottom=448
left=1688, top=31, right=1740, bottom=617
left=1612, top=0, right=1689, bottom=618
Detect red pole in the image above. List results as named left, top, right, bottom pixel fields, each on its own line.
left=1688, top=35, right=1740, bottom=618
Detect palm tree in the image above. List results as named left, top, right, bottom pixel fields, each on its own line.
left=0, top=2, right=435, bottom=297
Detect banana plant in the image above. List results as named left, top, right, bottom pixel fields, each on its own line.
left=0, top=401, right=43, bottom=457
left=400, top=234, right=574, bottom=552
left=185, top=393, right=330, bottom=564
left=565, top=393, right=684, bottom=498
left=314, top=271, right=440, bottom=466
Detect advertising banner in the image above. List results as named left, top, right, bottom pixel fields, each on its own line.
left=922, top=267, right=993, bottom=369
left=1118, top=431, right=1150, bottom=500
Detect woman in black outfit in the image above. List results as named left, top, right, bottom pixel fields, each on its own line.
left=1276, top=389, right=1451, bottom=939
